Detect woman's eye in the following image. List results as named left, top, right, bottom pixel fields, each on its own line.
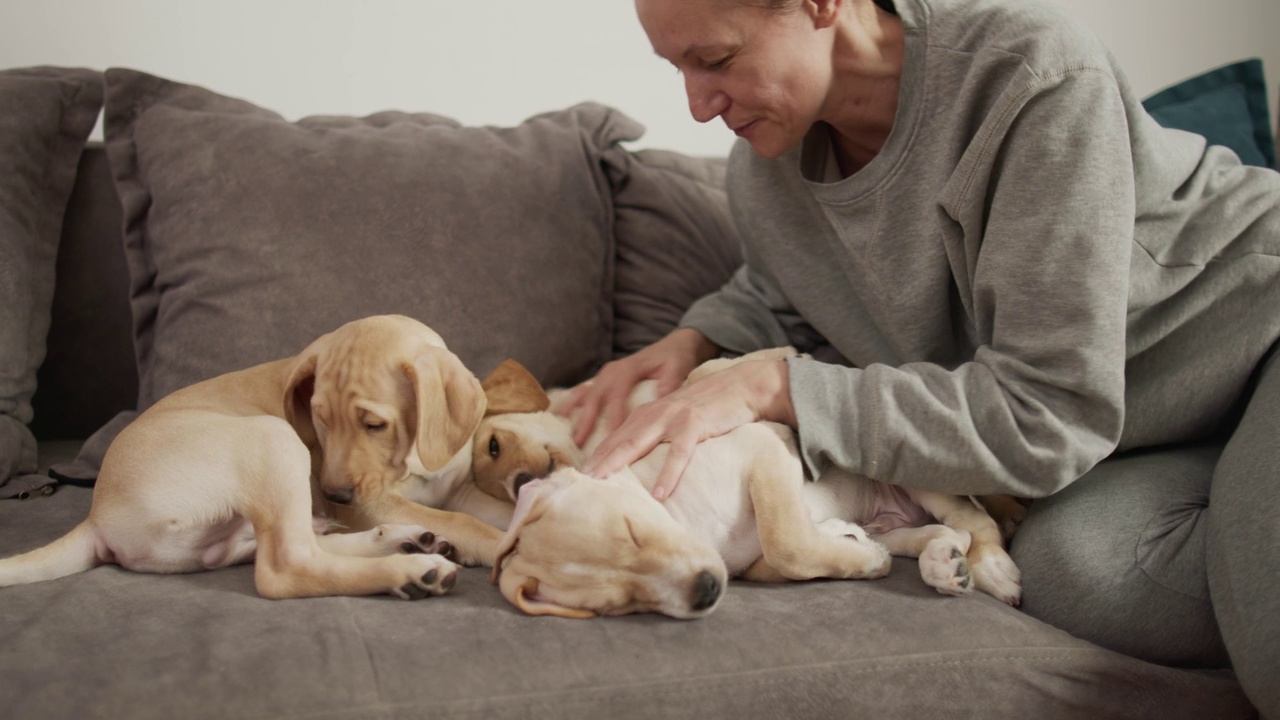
left=707, top=56, right=730, bottom=70
left=488, top=437, right=500, bottom=458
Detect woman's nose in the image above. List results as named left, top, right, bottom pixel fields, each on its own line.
left=685, top=71, right=729, bottom=124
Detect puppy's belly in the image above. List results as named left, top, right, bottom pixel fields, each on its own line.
left=804, top=469, right=931, bottom=533
left=633, top=446, right=764, bottom=576
left=96, top=515, right=256, bottom=573
left=671, top=502, right=762, bottom=577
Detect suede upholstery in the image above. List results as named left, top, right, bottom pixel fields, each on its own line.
left=0, top=67, right=102, bottom=498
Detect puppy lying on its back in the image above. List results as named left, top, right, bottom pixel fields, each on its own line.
left=473, top=351, right=1022, bottom=619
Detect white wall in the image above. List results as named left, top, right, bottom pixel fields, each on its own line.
left=1, top=0, right=1276, bottom=158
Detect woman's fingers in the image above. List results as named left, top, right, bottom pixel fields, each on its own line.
left=570, top=394, right=604, bottom=448
left=583, top=412, right=665, bottom=479
left=650, top=436, right=698, bottom=500
left=566, top=361, right=637, bottom=448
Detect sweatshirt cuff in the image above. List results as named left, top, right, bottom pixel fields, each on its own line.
left=786, top=356, right=877, bottom=482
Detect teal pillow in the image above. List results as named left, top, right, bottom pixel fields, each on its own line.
left=1142, top=58, right=1277, bottom=169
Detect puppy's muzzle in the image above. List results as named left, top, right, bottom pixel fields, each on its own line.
left=691, top=570, right=722, bottom=612
left=513, top=473, right=536, bottom=497
left=324, top=486, right=355, bottom=505
left=512, top=455, right=559, bottom=499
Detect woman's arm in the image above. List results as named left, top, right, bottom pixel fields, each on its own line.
left=680, top=263, right=822, bottom=355
left=794, top=68, right=1135, bottom=498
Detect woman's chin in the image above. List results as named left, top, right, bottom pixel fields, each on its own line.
left=739, top=126, right=798, bottom=160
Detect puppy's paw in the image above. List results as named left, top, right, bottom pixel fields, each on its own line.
left=391, top=553, right=460, bottom=600
left=430, top=537, right=458, bottom=564
left=919, top=529, right=973, bottom=596
left=364, top=526, right=459, bottom=563
left=969, top=546, right=1022, bottom=607
left=369, top=524, right=445, bottom=557
left=816, top=518, right=892, bottom=579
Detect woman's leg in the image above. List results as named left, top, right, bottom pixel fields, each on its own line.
left=1207, top=348, right=1280, bottom=717
left=1010, top=444, right=1230, bottom=668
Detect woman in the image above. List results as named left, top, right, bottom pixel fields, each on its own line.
left=561, top=0, right=1280, bottom=713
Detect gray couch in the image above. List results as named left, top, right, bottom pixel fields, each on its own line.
left=0, top=67, right=1258, bottom=719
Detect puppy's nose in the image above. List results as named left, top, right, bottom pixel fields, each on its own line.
left=324, top=486, right=354, bottom=505
left=513, top=473, right=535, bottom=497
left=690, top=570, right=722, bottom=612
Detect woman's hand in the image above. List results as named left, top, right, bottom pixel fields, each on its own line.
left=557, top=328, right=719, bottom=448
left=582, top=357, right=796, bottom=500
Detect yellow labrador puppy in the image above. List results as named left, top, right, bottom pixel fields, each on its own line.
left=0, top=314, right=503, bottom=600
left=475, top=353, right=1022, bottom=619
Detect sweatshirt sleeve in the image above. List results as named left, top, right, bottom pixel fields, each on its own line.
left=680, top=263, right=829, bottom=356
left=792, top=68, right=1134, bottom=498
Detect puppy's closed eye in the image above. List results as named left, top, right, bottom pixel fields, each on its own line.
left=358, top=411, right=387, bottom=433
left=624, top=518, right=644, bottom=549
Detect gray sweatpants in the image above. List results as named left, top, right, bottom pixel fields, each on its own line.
left=1012, top=349, right=1280, bottom=717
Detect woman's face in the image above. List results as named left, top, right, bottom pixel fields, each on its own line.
left=636, top=0, right=834, bottom=159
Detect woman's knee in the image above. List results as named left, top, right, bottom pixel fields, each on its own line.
left=1204, top=345, right=1280, bottom=716
left=1010, top=444, right=1230, bottom=668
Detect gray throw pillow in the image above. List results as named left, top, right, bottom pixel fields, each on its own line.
left=0, top=67, right=103, bottom=499
left=604, top=148, right=743, bottom=357
left=54, top=67, right=642, bottom=482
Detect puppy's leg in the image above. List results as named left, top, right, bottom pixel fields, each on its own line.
left=874, top=525, right=975, bottom=596
left=906, top=490, right=1022, bottom=606
left=346, top=493, right=505, bottom=567
left=240, top=418, right=458, bottom=600
left=317, top=525, right=456, bottom=560
left=740, top=557, right=789, bottom=583
left=742, top=517, right=881, bottom=583
left=745, top=447, right=891, bottom=582
left=977, top=494, right=1028, bottom=541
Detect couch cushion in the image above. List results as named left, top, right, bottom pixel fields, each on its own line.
left=0, top=483, right=1254, bottom=720
left=0, top=67, right=103, bottom=499
left=54, top=68, right=642, bottom=481
left=604, top=148, right=743, bottom=357
left=1142, top=57, right=1277, bottom=169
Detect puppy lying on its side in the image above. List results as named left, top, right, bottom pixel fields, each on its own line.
left=0, top=315, right=504, bottom=600
left=472, top=351, right=1022, bottom=619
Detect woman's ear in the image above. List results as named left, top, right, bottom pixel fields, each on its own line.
left=805, top=0, right=841, bottom=29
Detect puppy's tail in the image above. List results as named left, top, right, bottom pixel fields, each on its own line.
left=0, top=520, right=101, bottom=587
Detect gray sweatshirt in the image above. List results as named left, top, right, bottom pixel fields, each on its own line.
left=681, top=0, right=1280, bottom=497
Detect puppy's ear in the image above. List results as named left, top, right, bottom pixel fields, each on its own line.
left=283, top=344, right=323, bottom=448
left=491, top=477, right=596, bottom=619
left=490, top=477, right=549, bottom=585
left=501, top=575, right=596, bottom=620
left=482, top=359, right=551, bottom=416
left=405, top=347, right=486, bottom=471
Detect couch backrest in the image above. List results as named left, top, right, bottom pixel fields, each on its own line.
left=29, top=142, right=743, bottom=445
left=30, top=145, right=138, bottom=442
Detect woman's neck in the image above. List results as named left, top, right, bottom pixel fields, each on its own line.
left=823, top=0, right=905, bottom=175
